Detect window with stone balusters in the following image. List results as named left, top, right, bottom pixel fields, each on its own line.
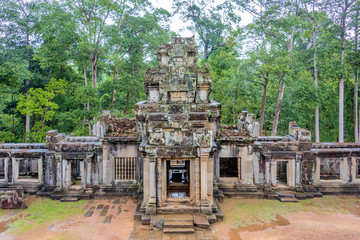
left=115, top=157, right=136, bottom=181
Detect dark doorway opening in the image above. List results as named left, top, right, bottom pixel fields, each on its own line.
left=220, top=158, right=238, bottom=178
left=71, top=161, right=81, bottom=189
left=167, top=160, right=189, bottom=198
left=276, top=161, right=287, bottom=184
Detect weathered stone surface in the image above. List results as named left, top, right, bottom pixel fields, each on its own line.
left=0, top=190, right=27, bottom=209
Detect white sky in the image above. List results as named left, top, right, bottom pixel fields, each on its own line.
left=149, top=0, right=253, bottom=37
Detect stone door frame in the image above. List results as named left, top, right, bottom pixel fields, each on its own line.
left=63, top=159, right=86, bottom=190
left=270, top=159, right=296, bottom=188
left=159, top=158, right=197, bottom=206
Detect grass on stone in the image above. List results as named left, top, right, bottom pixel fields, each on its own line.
left=221, top=195, right=360, bottom=229
left=9, top=198, right=89, bottom=234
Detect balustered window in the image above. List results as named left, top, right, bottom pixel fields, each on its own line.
left=115, top=157, right=136, bottom=180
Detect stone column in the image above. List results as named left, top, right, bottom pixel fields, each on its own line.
left=270, top=160, right=277, bottom=186
left=146, top=156, right=156, bottom=215
left=195, top=157, right=200, bottom=205
left=200, top=153, right=208, bottom=203
left=38, top=156, right=44, bottom=184
left=7, top=156, right=12, bottom=184
left=80, top=160, right=86, bottom=189
left=264, top=154, right=271, bottom=186
left=295, top=154, right=302, bottom=186
left=351, top=157, right=356, bottom=183
left=64, top=160, right=71, bottom=189
left=2, top=157, right=9, bottom=183
left=143, top=154, right=149, bottom=203
left=85, top=156, right=92, bottom=186
left=200, top=152, right=211, bottom=214
left=55, top=153, right=62, bottom=191
left=12, top=158, right=19, bottom=183
left=315, top=156, right=321, bottom=183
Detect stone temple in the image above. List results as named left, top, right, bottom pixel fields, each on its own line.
left=1, top=36, right=360, bottom=228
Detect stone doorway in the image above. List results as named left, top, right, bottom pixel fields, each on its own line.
left=70, top=160, right=82, bottom=190
left=64, top=160, right=85, bottom=191
left=166, top=160, right=190, bottom=199
left=276, top=161, right=287, bottom=184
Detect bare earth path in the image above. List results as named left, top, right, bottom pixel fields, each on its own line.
left=0, top=195, right=359, bottom=240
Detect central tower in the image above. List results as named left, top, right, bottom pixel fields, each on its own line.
left=136, top=36, right=221, bottom=215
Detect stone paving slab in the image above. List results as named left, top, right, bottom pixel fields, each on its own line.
left=100, top=208, right=108, bottom=216
left=103, top=215, right=112, bottom=224
left=85, top=210, right=93, bottom=217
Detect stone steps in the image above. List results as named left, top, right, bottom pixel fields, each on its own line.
left=279, top=197, right=299, bottom=202
left=60, top=197, right=79, bottom=202
left=164, top=221, right=193, bottom=228
left=163, top=214, right=194, bottom=234
left=163, top=227, right=195, bottom=234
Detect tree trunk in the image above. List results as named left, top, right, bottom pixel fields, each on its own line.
left=339, top=29, right=346, bottom=143
left=339, top=77, right=344, bottom=142
left=311, top=6, right=320, bottom=143
left=25, top=78, right=30, bottom=142
left=355, top=9, right=359, bottom=142
left=91, top=59, right=97, bottom=88
left=25, top=31, right=30, bottom=143
left=355, top=70, right=358, bottom=142
left=259, top=74, right=268, bottom=136
left=271, top=83, right=285, bottom=136
left=112, top=67, right=118, bottom=106
left=233, top=99, right=236, bottom=126
left=12, top=91, right=15, bottom=135
left=204, top=40, right=209, bottom=60
left=84, top=66, right=89, bottom=111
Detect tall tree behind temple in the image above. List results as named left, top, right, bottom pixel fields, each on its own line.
left=0, top=0, right=38, bottom=142
left=173, top=0, right=240, bottom=59
left=323, top=0, right=358, bottom=142
left=66, top=0, right=113, bottom=90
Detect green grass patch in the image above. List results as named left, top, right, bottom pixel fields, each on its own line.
left=221, top=195, right=360, bottom=229
left=9, top=198, right=89, bottom=234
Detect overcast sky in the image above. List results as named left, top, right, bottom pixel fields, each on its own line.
left=149, top=0, right=253, bottom=37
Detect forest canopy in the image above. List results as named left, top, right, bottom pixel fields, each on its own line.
left=0, top=0, right=359, bottom=143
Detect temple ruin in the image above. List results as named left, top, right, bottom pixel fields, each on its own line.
left=1, top=36, right=360, bottom=230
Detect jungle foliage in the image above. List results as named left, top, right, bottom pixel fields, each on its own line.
left=0, top=0, right=359, bottom=143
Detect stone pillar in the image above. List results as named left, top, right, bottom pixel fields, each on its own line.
left=38, top=156, right=44, bottom=184
left=55, top=153, right=62, bottom=191
left=80, top=160, right=86, bottom=189
left=287, top=160, right=296, bottom=188
left=270, top=160, right=277, bottom=186
left=200, top=152, right=211, bottom=214
left=146, top=156, right=156, bottom=215
left=64, top=160, right=71, bottom=189
left=195, top=157, right=200, bottom=205
left=340, top=157, right=349, bottom=182
left=85, top=156, right=92, bottom=185
left=12, top=158, right=19, bottom=183
left=295, top=154, right=302, bottom=186
left=2, top=157, right=9, bottom=183
left=351, top=157, right=356, bottom=183
left=143, top=154, right=149, bottom=203
left=263, top=154, right=271, bottom=188
left=315, top=156, right=321, bottom=183
left=200, top=153, right=208, bottom=203
left=7, top=156, right=12, bottom=183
